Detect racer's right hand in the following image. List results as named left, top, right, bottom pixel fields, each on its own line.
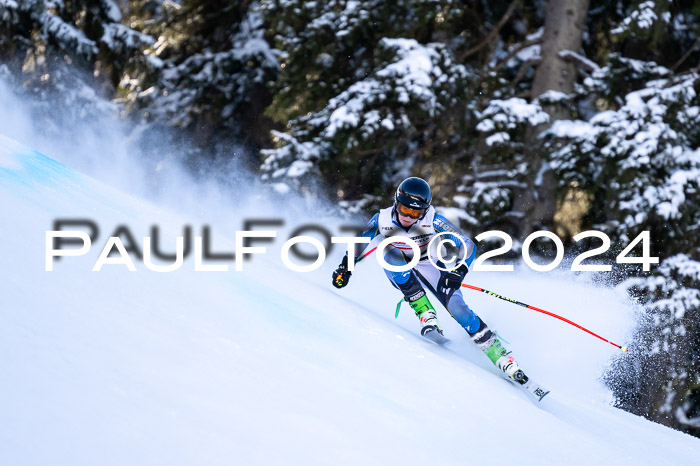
left=332, top=255, right=352, bottom=289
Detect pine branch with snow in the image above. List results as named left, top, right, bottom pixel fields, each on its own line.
left=260, top=36, right=469, bottom=196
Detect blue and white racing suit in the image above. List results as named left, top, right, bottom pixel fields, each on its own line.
left=353, top=205, right=482, bottom=334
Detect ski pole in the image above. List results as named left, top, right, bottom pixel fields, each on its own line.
left=461, top=284, right=629, bottom=352
left=349, top=246, right=377, bottom=266
left=354, top=242, right=627, bottom=351
left=359, top=246, right=377, bottom=261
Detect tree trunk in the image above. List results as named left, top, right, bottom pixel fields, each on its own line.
left=531, top=0, right=590, bottom=101
left=512, top=0, right=590, bottom=240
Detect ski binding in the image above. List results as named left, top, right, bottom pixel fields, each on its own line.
left=510, top=369, right=549, bottom=402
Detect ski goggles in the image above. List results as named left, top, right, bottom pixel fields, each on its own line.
left=396, top=202, right=426, bottom=219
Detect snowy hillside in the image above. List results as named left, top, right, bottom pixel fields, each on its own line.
left=0, top=134, right=698, bottom=465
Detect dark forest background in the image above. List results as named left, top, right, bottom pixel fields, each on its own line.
left=1, top=0, right=698, bottom=436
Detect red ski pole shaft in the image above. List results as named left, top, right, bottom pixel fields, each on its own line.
left=349, top=246, right=377, bottom=267
left=461, top=284, right=628, bottom=352
left=360, top=247, right=377, bottom=260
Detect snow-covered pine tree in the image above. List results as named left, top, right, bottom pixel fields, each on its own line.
left=471, top=1, right=700, bottom=434
left=0, top=0, right=153, bottom=128
left=122, top=0, right=279, bottom=166
left=557, top=3, right=699, bottom=433
left=0, top=0, right=153, bottom=90
left=259, top=0, right=476, bottom=206
left=546, top=54, right=700, bottom=437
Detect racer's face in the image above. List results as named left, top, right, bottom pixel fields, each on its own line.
left=396, top=202, right=425, bottom=227
left=397, top=210, right=419, bottom=227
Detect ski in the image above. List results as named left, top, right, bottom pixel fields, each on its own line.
left=509, top=370, right=550, bottom=402
left=421, top=327, right=449, bottom=345
left=415, top=323, right=547, bottom=400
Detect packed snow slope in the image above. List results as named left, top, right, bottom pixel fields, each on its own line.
left=0, top=134, right=697, bottom=466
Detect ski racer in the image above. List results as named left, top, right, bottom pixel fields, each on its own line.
left=331, top=176, right=527, bottom=383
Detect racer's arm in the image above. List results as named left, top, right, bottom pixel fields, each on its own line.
left=332, top=213, right=380, bottom=288
left=432, top=213, right=477, bottom=271
left=352, top=212, right=380, bottom=262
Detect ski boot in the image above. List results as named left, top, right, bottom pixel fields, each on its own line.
left=407, top=290, right=442, bottom=337
left=472, top=328, right=526, bottom=384
left=470, top=321, right=549, bottom=401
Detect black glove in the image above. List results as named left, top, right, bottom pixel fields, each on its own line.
left=437, top=263, right=468, bottom=297
left=332, top=255, right=352, bottom=289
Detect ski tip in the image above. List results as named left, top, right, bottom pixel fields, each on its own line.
left=535, top=389, right=550, bottom=402
left=520, top=378, right=550, bottom=403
